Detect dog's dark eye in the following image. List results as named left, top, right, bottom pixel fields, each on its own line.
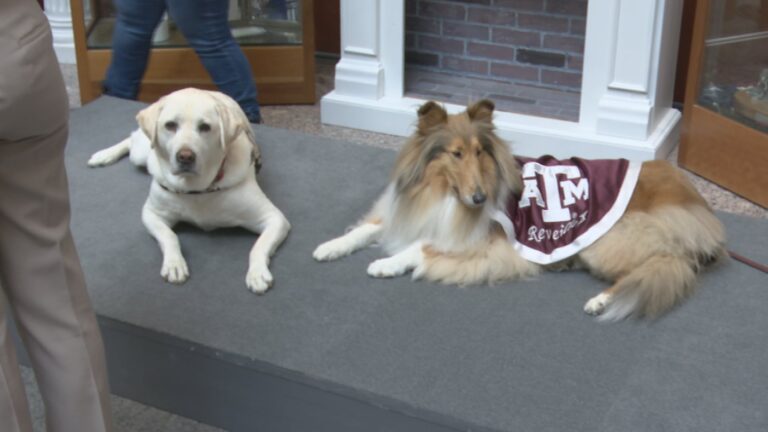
left=452, top=151, right=462, bottom=159
left=164, top=121, right=178, bottom=132
left=476, top=149, right=482, bottom=157
left=198, top=123, right=211, bottom=133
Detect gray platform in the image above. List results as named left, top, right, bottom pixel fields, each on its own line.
left=64, top=97, right=768, bottom=432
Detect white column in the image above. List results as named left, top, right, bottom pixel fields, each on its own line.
left=333, top=0, right=385, bottom=99
left=44, top=0, right=76, bottom=64
left=580, top=0, right=683, bottom=145
left=321, top=0, right=683, bottom=161
left=321, top=0, right=415, bottom=136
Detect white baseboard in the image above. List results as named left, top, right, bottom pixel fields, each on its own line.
left=321, top=91, right=680, bottom=161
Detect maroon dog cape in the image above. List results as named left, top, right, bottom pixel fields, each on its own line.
left=492, top=156, right=641, bottom=265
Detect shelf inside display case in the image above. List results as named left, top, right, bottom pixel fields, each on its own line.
left=697, top=30, right=768, bottom=134
left=72, top=0, right=315, bottom=105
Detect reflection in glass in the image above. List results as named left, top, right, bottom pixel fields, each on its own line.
left=698, top=0, right=768, bottom=133
left=84, top=0, right=303, bottom=49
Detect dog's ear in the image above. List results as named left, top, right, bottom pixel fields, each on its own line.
left=482, top=134, right=522, bottom=195
left=417, top=101, right=447, bottom=134
left=496, top=145, right=523, bottom=195
left=136, top=96, right=167, bottom=149
left=209, top=91, right=262, bottom=171
left=208, top=91, right=243, bottom=150
left=466, top=99, right=495, bottom=124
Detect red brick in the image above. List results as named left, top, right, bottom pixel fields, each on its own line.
left=467, top=6, right=516, bottom=25
left=494, top=0, right=544, bottom=12
left=405, top=33, right=416, bottom=49
left=406, top=16, right=441, bottom=34
left=406, top=50, right=440, bottom=67
left=406, top=0, right=417, bottom=15
left=467, top=42, right=515, bottom=61
left=518, top=13, right=569, bottom=33
left=567, top=54, right=583, bottom=71
left=545, top=0, right=588, bottom=17
left=419, top=1, right=467, bottom=21
left=490, top=62, right=539, bottom=82
left=420, top=35, right=465, bottom=54
left=443, top=22, right=490, bottom=40
left=443, top=56, right=489, bottom=75
left=570, top=18, right=586, bottom=35
left=543, top=34, right=585, bottom=55
left=541, top=69, right=582, bottom=88
left=444, top=0, right=491, bottom=5
left=516, top=49, right=565, bottom=67
left=492, top=28, right=540, bottom=47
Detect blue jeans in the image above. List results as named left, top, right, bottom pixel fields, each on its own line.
left=103, top=0, right=261, bottom=123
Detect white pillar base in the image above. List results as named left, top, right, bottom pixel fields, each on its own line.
left=321, top=92, right=679, bottom=160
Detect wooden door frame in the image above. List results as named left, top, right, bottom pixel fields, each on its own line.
left=678, top=0, right=768, bottom=206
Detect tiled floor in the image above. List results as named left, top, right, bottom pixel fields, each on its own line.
left=39, top=54, right=765, bottom=431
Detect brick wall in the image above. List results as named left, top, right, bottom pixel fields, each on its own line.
left=405, top=0, right=587, bottom=91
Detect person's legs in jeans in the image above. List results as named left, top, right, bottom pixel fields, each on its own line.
left=103, top=0, right=166, bottom=99
left=167, top=0, right=262, bottom=123
left=266, top=0, right=288, bottom=20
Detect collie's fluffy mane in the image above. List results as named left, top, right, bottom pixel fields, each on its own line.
left=375, top=100, right=522, bottom=254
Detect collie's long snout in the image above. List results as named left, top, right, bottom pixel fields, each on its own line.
left=472, top=187, right=487, bottom=205
left=460, top=164, right=489, bottom=208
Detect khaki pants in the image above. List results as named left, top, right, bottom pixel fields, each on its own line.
left=0, top=1, right=113, bottom=431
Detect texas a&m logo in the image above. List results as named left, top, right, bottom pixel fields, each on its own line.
left=518, top=162, right=589, bottom=223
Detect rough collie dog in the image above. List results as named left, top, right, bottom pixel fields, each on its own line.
left=313, top=100, right=725, bottom=320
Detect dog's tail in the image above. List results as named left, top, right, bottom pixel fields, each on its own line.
left=600, top=206, right=726, bottom=321
left=598, top=255, right=697, bottom=321
left=87, top=137, right=131, bottom=167
left=416, top=234, right=540, bottom=285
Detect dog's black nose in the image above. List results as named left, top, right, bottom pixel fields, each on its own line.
left=472, top=191, right=487, bottom=205
left=176, top=149, right=196, bottom=164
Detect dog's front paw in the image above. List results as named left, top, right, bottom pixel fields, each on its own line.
left=584, top=293, right=610, bottom=316
left=246, top=265, right=273, bottom=294
left=88, top=148, right=121, bottom=167
left=313, top=239, right=350, bottom=262
left=161, top=255, right=189, bottom=284
left=367, top=257, right=408, bottom=278
left=411, top=262, right=427, bottom=280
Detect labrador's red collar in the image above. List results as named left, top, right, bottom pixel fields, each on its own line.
left=212, top=158, right=226, bottom=184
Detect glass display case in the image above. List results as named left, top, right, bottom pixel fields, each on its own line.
left=72, top=0, right=315, bottom=105
left=696, top=0, right=768, bottom=133
left=679, top=0, right=768, bottom=206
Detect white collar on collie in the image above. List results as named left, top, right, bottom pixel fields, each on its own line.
left=373, top=100, right=522, bottom=256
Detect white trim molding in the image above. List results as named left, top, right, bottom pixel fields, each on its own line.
left=45, top=0, right=76, bottom=64
left=321, top=0, right=684, bottom=161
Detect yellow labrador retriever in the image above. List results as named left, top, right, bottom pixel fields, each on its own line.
left=88, top=88, right=290, bottom=294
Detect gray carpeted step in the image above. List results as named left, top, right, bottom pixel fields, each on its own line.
left=60, top=96, right=768, bottom=432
